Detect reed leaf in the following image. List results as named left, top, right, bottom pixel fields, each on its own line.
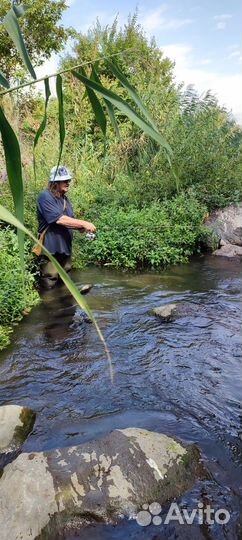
left=91, top=65, right=120, bottom=139
left=106, top=59, right=159, bottom=132
left=0, top=107, right=24, bottom=266
left=72, top=70, right=172, bottom=155
left=80, top=67, right=106, bottom=137
left=0, top=71, right=10, bottom=89
left=12, top=1, right=26, bottom=18
left=33, top=78, right=51, bottom=181
left=56, top=74, right=66, bottom=173
left=3, top=8, right=36, bottom=80
left=0, top=204, right=114, bottom=382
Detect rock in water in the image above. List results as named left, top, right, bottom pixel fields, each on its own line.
left=213, top=242, right=242, bottom=258
left=0, top=428, right=203, bottom=540
left=153, top=304, right=177, bottom=321
left=204, top=204, right=242, bottom=258
left=80, top=284, right=93, bottom=295
left=0, top=405, right=36, bottom=454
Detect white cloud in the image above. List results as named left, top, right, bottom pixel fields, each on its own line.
left=75, top=10, right=126, bottom=34
left=227, top=46, right=242, bottom=62
left=66, top=0, right=77, bottom=6
left=78, top=7, right=194, bottom=36
left=227, top=44, right=240, bottom=51
left=140, top=6, right=166, bottom=32
left=161, top=17, right=194, bottom=30
left=140, top=7, right=194, bottom=34
left=213, top=14, right=232, bottom=20
left=216, top=21, right=226, bottom=30
left=162, top=44, right=192, bottom=66
left=228, top=50, right=241, bottom=59
left=161, top=43, right=242, bottom=122
left=198, top=58, right=212, bottom=66
left=213, top=13, right=232, bottom=30
left=189, top=5, right=200, bottom=13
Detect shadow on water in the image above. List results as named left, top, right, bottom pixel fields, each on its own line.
left=0, top=255, right=241, bottom=539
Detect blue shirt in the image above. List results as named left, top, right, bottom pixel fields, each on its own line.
left=37, top=190, right=74, bottom=256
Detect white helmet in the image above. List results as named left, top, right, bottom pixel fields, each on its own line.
left=49, top=165, right=72, bottom=182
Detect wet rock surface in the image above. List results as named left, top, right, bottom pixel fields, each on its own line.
left=153, top=304, right=177, bottom=321
left=0, top=428, right=203, bottom=540
left=0, top=404, right=36, bottom=454
left=205, top=204, right=242, bottom=258
left=153, top=302, right=208, bottom=322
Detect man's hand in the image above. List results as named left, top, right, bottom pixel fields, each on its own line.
left=80, top=220, right=96, bottom=233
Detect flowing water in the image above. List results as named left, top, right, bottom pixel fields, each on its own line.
left=0, top=256, right=241, bottom=539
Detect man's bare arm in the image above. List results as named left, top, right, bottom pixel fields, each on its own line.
left=56, top=215, right=96, bottom=232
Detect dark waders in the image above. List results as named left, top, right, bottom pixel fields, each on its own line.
left=40, top=254, right=72, bottom=289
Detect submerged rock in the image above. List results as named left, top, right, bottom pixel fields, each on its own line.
left=0, top=428, right=203, bottom=540
left=153, top=304, right=177, bottom=321
left=0, top=404, right=36, bottom=454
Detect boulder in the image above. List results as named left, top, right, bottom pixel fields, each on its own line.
left=0, top=428, right=202, bottom=540
left=213, top=243, right=242, bottom=258
left=80, top=284, right=93, bottom=295
left=153, top=304, right=177, bottom=321
left=0, top=404, right=36, bottom=454
left=204, top=204, right=242, bottom=258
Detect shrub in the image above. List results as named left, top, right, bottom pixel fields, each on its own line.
left=0, top=325, right=12, bottom=351
left=72, top=192, right=207, bottom=269
left=0, top=229, right=39, bottom=349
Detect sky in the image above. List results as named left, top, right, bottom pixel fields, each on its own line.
left=37, top=0, right=241, bottom=122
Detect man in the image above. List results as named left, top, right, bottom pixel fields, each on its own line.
left=37, top=165, right=96, bottom=289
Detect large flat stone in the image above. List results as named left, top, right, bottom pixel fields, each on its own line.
left=0, top=428, right=203, bottom=540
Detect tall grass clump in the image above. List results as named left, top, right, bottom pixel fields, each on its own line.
left=0, top=228, right=39, bottom=349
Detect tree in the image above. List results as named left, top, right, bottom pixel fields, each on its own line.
left=59, top=13, right=178, bottom=164
left=0, top=0, right=72, bottom=78
left=62, top=12, right=176, bottom=109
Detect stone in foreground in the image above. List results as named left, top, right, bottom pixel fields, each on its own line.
left=0, top=428, right=202, bottom=540
left=153, top=303, right=177, bottom=321
left=0, top=404, right=36, bottom=454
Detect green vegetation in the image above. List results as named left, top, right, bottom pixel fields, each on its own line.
left=0, top=229, right=39, bottom=350
left=0, top=6, right=241, bottom=352
left=72, top=193, right=207, bottom=269
left=15, top=16, right=241, bottom=215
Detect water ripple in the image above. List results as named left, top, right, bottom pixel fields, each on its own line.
left=0, top=258, right=241, bottom=539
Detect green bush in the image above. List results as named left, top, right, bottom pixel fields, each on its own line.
left=0, top=229, right=39, bottom=350
left=0, top=325, right=12, bottom=351
left=73, top=192, right=207, bottom=269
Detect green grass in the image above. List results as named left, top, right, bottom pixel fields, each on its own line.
left=0, top=228, right=39, bottom=350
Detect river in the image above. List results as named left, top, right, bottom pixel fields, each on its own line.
left=0, top=256, right=241, bottom=539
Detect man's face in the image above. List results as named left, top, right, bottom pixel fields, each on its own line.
left=56, top=180, right=71, bottom=195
